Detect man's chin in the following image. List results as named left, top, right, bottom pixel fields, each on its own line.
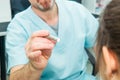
left=38, top=7, right=51, bottom=12
left=35, top=0, right=55, bottom=12
left=37, top=4, right=54, bottom=12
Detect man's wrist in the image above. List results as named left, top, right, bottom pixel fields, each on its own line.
left=28, top=62, right=43, bottom=73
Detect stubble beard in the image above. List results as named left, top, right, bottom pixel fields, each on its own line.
left=36, top=0, right=55, bottom=12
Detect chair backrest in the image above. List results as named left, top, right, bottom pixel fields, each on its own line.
left=0, top=35, right=6, bottom=80
left=85, top=48, right=96, bottom=76
left=72, top=0, right=82, bottom=3
left=10, top=0, right=30, bottom=18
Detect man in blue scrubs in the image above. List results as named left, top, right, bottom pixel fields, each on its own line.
left=6, top=0, right=98, bottom=80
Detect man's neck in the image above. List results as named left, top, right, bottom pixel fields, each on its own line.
left=32, top=3, right=58, bottom=26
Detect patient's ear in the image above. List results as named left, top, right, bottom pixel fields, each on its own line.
left=102, top=46, right=118, bottom=77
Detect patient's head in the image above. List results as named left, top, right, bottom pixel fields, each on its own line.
left=96, top=0, right=120, bottom=80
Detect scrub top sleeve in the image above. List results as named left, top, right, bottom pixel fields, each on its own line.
left=6, top=21, right=29, bottom=74
left=85, top=13, right=99, bottom=48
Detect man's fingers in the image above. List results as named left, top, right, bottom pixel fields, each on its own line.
left=32, top=37, right=53, bottom=44
left=30, top=43, right=54, bottom=51
left=28, top=51, right=42, bottom=60
left=31, top=30, right=49, bottom=38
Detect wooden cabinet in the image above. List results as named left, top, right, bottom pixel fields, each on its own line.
left=0, top=0, right=11, bottom=23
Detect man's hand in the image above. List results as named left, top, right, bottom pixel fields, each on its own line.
left=25, top=30, right=56, bottom=71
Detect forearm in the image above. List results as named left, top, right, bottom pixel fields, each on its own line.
left=9, top=63, right=42, bottom=80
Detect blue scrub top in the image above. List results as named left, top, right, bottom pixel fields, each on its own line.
left=6, top=0, right=99, bottom=80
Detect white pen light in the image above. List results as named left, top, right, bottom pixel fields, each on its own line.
left=47, top=35, right=60, bottom=42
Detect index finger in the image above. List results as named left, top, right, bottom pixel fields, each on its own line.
left=31, top=30, right=50, bottom=38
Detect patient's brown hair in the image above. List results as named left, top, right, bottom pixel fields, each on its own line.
left=96, top=0, right=120, bottom=75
